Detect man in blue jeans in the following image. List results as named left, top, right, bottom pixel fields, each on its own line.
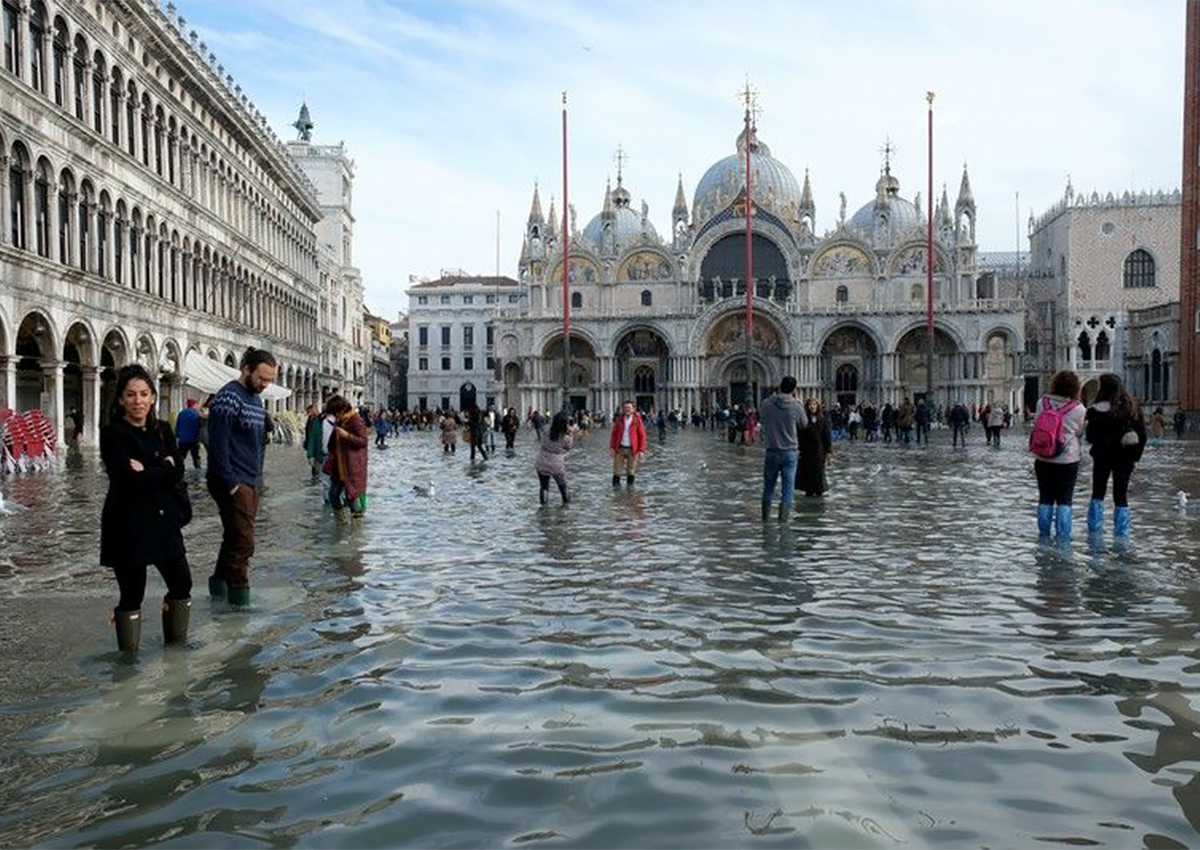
left=757, top=376, right=808, bottom=522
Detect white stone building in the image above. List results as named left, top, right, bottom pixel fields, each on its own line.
left=0, top=0, right=334, bottom=446
left=406, top=274, right=520, bottom=412
left=498, top=125, right=1025, bottom=415
left=1026, top=182, right=1181, bottom=403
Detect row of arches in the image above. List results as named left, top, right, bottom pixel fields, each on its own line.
left=3, top=132, right=318, bottom=348
left=0, top=307, right=323, bottom=447
left=2, top=0, right=318, bottom=278
left=498, top=312, right=1020, bottom=414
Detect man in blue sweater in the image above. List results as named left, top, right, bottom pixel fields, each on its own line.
left=206, top=347, right=277, bottom=606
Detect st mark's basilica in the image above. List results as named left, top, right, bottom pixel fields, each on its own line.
left=496, top=124, right=1026, bottom=415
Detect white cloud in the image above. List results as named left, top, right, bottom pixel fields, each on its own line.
left=180, top=0, right=1185, bottom=321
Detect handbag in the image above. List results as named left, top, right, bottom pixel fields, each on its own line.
left=157, top=421, right=193, bottom=527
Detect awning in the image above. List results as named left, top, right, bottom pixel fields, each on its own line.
left=183, top=351, right=293, bottom=401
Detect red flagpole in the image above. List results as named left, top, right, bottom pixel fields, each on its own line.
left=561, top=92, right=570, bottom=412
left=926, top=91, right=935, bottom=404
left=744, top=103, right=754, bottom=404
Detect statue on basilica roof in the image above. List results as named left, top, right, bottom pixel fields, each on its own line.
left=293, top=102, right=314, bottom=142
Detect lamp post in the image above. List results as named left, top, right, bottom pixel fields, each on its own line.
left=740, top=80, right=757, bottom=406
left=925, top=91, right=935, bottom=407
left=560, top=92, right=571, bottom=413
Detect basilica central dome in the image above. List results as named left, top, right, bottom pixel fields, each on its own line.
left=692, top=127, right=802, bottom=228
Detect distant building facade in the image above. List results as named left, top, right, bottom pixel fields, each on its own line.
left=389, top=311, right=408, bottom=409
left=406, top=275, right=519, bottom=411
left=1027, top=182, right=1181, bottom=406
left=363, top=309, right=391, bottom=408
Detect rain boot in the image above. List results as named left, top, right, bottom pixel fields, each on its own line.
left=539, top=486, right=548, bottom=506
left=626, top=475, right=635, bottom=487
left=761, top=502, right=771, bottom=522
left=1037, top=504, right=1054, bottom=538
left=114, top=609, right=141, bottom=653
left=208, top=575, right=228, bottom=600
left=227, top=585, right=250, bottom=608
left=1055, top=504, right=1073, bottom=541
left=162, top=596, right=191, bottom=646
left=1087, top=498, right=1105, bottom=534
left=1114, top=506, right=1131, bottom=537
left=333, top=507, right=348, bottom=524
left=612, top=474, right=620, bottom=487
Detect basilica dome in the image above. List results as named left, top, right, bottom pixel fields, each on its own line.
left=582, top=179, right=660, bottom=248
left=692, top=127, right=802, bottom=228
left=850, top=171, right=922, bottom=233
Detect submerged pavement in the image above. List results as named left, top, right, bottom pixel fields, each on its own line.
left=1, top=428, right=1200, bottom=846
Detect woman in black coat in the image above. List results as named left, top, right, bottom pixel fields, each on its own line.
left=100, top=365, right=192, bottom=652
left=796, top=398, right=832, bottom=497
left=1083, top=373, right=1146, bottom=537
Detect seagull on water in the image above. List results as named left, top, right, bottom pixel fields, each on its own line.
left=413, top=480, right=435, bottom=498
left=1178, top=491, right=1190, bottom=511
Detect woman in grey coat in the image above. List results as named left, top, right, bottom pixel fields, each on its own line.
left=535, top=412, right=574, bottom=505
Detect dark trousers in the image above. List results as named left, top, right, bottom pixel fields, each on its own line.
left=915, top=423, right=929, bottom=444
left=987, top=426, right=1001, bottom=446
left=177, top=441, right=201, bottom=469
left=1091, top=457, right=1132, bottom=507
left=470, top=438, right=488, bottom=461
left=952, top=425, right=966, bottom=447
left=882, top=425, right=892, bottom=443
left=375, top=432, right=386, bottom=448
left=504, top=432, right=516, bottom=449
left=1034, top=460, right=1079, bottom=506
left=538, top=471, right=569, bottom=504
left=114, top=556, right=192, bottom=611
left=209, top=482, right=259, bottom=587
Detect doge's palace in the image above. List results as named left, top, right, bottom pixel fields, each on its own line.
left=0, top=0, right=330, bottom=446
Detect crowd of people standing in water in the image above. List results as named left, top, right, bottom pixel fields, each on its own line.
left=93, top=338, right=1190, bottom=655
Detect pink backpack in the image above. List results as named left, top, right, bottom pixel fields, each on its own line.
left=1029, top=397, right=1078, bottom=459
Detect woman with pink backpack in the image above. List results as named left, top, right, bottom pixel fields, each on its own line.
left=1028, top=370, right=1086, bottom=540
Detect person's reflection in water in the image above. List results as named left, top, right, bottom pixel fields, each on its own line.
left=1029, top=542, right=1082, bottom=641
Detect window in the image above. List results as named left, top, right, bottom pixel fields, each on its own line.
left=486, top=325, right=494, bottom=347
left=1123, top=249, right=1156, bottom=288
left=485, top=294, right=495, bottom=304
left=571, top=291, right=582, bottom=309
left=836, top=285, right=848, bottom=303
left=463, top=294, right=473, bottom=304
left=440, top=396, right=450, bottom=411
left=641, top=289, right=652, bottom=307
left=508, top=294, right=519, bottom=303
left=463, top=325, right=474, bottom=347
left=464, top=356, right=473, bottom=371
left=417, top=295, right=427, bottom=305
left=486, top=356, right=495, bottom=371
left=418, top=357, right=428, bottom=371
left=441, top=357, right=451, bottom=371
left=418, top=325, right=428, bottom=346
left=440, top=326, right=451, bottom=346
left=440, top=294, right=450, bottom=304
left=29, top=13, right=43, bottom=92
left=3, top=2, right=20, bottom=76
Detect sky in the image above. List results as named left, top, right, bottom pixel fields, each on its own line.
left=180, top=0, right=1186, bottom=320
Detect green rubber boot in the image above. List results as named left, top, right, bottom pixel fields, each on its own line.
left=162, top=597, right=191, bottom=645
left=114, top=609, right=141, bottom=653
left=208, top=575, right=228, bottom=599
left=227, top=586, right=251, bottom=608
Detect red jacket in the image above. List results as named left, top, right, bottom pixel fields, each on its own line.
left=609, top=413, right=647, bottom=454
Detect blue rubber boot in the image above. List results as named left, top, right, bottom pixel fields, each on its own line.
left=1055, top=504, right=1074, bottom=541
left=1087, top=498, right=1105, bottom=534
left=1114, top=506, right=1131, bottom=537
left=1037, top=504, right=1054, bottom=538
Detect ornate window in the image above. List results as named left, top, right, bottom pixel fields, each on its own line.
left=28, top=5, right=44, bottom=92
left=3, top=1, right=20, bottom=76
left=1077, top=331, right=1091, bottom=363
left=571, top=291, right=582, bottom=309
left=836, top=285, right=848, bottom=303
left=640, top=289, right=652, bottom=307
left=1123, top=249, right=1155, bottom=288
left=1094, top=330, right=1110, bottom=363
left=633, top=365, right=655, bottom=394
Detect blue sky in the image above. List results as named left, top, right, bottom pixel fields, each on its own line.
left=181, top=0, right=1185, bottom=320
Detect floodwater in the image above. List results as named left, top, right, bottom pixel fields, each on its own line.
left=2, top=426, right=1200, bottom=847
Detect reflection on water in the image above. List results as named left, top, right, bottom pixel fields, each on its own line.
left=1, top=431, right=1200, bottom=846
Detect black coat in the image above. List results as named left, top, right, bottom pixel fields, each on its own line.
left=796, top=414, right=832, bottom=495
left=100, top=418, right=187, bottom=568
left=1085, top=405, right=1146, bottom=467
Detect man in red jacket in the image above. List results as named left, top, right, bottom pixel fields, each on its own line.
left=610, top=399, right=647, bottom=487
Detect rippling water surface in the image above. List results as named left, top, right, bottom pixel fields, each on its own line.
left=2, top=427, right=1200, bottom=847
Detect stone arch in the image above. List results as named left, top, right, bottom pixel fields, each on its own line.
left=133, top=331, right=158, bottom=371
left=14, top=310, right=60, bottom=416
left=536, top=326, right=602, bottom=360
left=224, top=351, right=237, bottom=368
left=816, top=319, right=887, bottom=356
left=981, top=322, right=1024, bottom=354
left=887, top=318, right=968, bottom=354
left=689, top=298, right=795, bottom=357
left=696, top=229, right=794, bottom=303
left=16, top=308, right=60, bottom=358
left=819, top=323, right=883, bottom=406
left=0, top=302, right=11, bottom=357
left=62, top=318, right=98, bottom=366
left=613, top=324, right=673, bottom=412
left=894, top=324, right=962, bottom=401
left=686, top=215, right=802, bottom=285
left=883, top=239, right=952, bottom=278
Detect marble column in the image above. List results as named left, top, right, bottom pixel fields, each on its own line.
left=81, top=365, right=100, bottom=445
left=1, top=356, right=15, bottom=411
left=41, top=359, right=65, bottom=445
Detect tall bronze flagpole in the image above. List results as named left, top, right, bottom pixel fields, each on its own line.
left=561, top=92, right=571, bottom=412
left=926, top=91, right=935, bottom=406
